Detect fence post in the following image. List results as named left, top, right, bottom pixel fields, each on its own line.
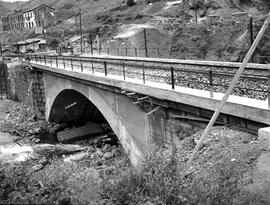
left=144, top=28, right=148, bottom=57
left=44, top=55, right=46, bottom=65
left=0, top=66, right=2, bottom=100
left=268, top=74, right=270, bottom=109
left=123, top=61, right=126, bottom=80
left=142, top=64, right=145, bottom=84
left=80, top=59, right=83, bottom=72
left=126, top=48, right=128, bottom=56
left=209, top=69, right=213, bottom=98
left=63, top=58, right=65, bottom=68
left=71, top=58, right=73, bottom=70
left=56, top=55, right=58, bottom=67
left=104, top=61, right=107, bottom=76
left=89, top=34, right=93, bottom=55
left=135, top=48, right=137, bottom=57
left=171, top=67, right=175, bottom=90
left=50, top=56, right=52, bottom=66
left=92, top=60, right=94, bottom=74
left=157, top=48, right=160, bottom=57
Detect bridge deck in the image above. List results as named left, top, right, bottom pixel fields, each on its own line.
left=29, top=58, right=270, bottom=126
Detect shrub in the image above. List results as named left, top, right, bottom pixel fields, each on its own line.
left=126, top=0, right=136, bottom=7
left=101, top=147, right=261, bottom=205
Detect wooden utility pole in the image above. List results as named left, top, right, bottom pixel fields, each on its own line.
left=194, top=0, right=198, bottom=23
left=89, top=34, right=93, bottom=55
left=75, top=15, right=78, bottom=36
left=79, top=8, right=83, bottom=54
left=185, top=13, right=270, bottom=172
left=143, top=28, right=148, bottom=57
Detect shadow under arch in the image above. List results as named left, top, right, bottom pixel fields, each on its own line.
left=49, top=89, right=108, bottom=125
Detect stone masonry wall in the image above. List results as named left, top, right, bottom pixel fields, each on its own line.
left=31, top=70, right=46, bottom=116
left=8, top=61, right=46, bottom=117
left=8, top=62, right=32, bottom=103
left=0, top=61, right=11, bottom=99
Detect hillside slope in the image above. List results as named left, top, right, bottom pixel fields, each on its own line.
left=0, top=1, right=11, bottom=17
left=0, top=0, right=270, bottom=62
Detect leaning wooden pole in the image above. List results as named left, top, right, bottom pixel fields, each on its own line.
left=185, top=13, right=270, bottom=172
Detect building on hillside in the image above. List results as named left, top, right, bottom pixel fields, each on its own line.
left=1, top=4, right=55, bottom=32
left=2, top=9, right=24, bottom=32
left=24, top=4, right=55, bottom=30
left=13, top=38, right=47, bottom=53
left=34, top=4, right=55, bottom=28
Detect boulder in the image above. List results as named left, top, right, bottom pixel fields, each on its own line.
left=102, top=152, right=114, bottom=160
left=64, top=152, right=88, bottom=163
left=81, top=167, right=99, bottom=180
left=32, top=164, right=43, bottom=172
left=33, top=127, right=42, bottom=134
left=112, top=149, right=121, bottom=157
left=103, top=144, right=111, bottom=151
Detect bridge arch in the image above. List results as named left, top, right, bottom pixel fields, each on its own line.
left=48, top=89, right=107, bottom=124
left=43, top=74, right=149, bottom=167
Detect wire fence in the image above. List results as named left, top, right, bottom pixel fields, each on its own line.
left=9, top=54, right=269, bottom=106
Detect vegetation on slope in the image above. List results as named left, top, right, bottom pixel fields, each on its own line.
left=0, top=126, right=268, bottom=204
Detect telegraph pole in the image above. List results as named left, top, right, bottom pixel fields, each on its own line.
left=143, top=28, right=148, bottom=57
left=0, top=43, right=2, bottom=56
left=75, top=15, right=78, bottom=36
left=79, top=8, right=83, bottom=54
left=194, top=0, right=198, bottom=23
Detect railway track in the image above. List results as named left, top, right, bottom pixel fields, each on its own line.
left=4, top=54, right=270, bottom=102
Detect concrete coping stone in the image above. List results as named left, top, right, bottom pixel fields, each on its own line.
left=258, top=127, right=270, bottom=148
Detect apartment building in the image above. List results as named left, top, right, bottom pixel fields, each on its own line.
left=1, top=4, right=55, bottom=32
left=24, top=4, right=55, bottom=29
left=2, top=9, right=24, bottom=31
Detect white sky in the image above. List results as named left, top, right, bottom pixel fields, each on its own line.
left=2, top=0, right=29, bottom=2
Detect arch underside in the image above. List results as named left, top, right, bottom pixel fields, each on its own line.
left=44, top=73, right=149, bottom=167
